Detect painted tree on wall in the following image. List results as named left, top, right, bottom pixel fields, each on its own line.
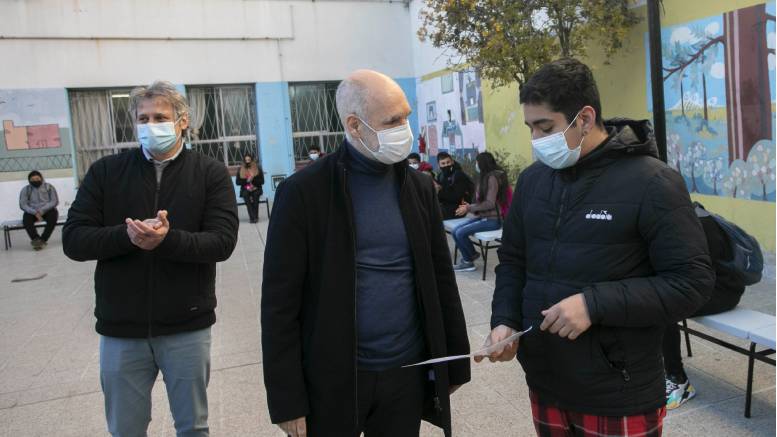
left=746, top=140, right=776, bottom=200
left=662, top=27, right=722, bottom=133
left=663, top=4, right=774, bottom=163
left=721, top=160, right=752, bottom=199
left=724, top=5, right=775, bottom=162
left=679, top=140, right=706, bottom=192
left=667, top=133, right=683, bottom=173
left=702, top=155, right=726, bottom=195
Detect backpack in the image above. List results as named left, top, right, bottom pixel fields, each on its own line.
left=694, top=202, right=763, bottom=285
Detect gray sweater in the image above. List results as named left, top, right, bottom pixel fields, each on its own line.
left=346, top=142, right=425, bottom=371
left=19, top=183, right=59, bottom=215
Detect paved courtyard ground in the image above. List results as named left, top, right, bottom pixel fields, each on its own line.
left=0, top=208, right=774, bottom=436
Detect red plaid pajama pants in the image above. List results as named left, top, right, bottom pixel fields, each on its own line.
left=529, top=391, right=666, bottom=437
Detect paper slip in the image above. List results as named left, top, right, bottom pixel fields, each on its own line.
left=402, top=326, right=532, bottom=367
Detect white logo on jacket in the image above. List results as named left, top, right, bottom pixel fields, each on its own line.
left=585, top=210, right=613, bottom=221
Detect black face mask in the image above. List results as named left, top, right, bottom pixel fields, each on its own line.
left=440, top=166, right=453, bottom=176
left=244, top=161, right=252, bottom=166
left=30, top=180, right=42, bottom=188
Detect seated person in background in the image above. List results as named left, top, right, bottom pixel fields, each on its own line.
left=308, top=145, right=322, bottom=163
left=451, top=152, right=509, bottom=272
left=435, top=152, right=474, bottom=220
left=663, top=204, right=746, bottom=410
left=407, top=152, right=422, bottom=170
left=407, top=152, right=436, bottom=178
left=19, top=170, right=59, bottom=250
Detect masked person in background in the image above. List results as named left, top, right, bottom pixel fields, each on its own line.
left=19, top=170, right=59, bottom=250
left=63, top=81, right=238, bottom=437
left=262, top=69, right=470, bottom=437
left=308, top=145, right=322, bottom=163
left=236, top=153, right=264, bottom=223
left=435, top=152, right=474, bottom=220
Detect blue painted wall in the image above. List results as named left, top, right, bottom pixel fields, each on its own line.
left=255, top=82, right=295, bottom=199
left=395, top=77, right=421, bottom=153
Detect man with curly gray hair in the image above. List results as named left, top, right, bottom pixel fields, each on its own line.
left=63, top=80, right=239, bottom=437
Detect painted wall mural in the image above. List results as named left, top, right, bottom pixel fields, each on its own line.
left=647, top=2, right=776, bottom=201
left=416, top=69, right=486, bottom=165
left=0, top=89, right=73, bottom=173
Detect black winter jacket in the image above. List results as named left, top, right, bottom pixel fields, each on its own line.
left=63, top=148, right=239, bottom=338
left=492, top=119, right=714, bottom=415
left=436, top=162, right=474, bottom=219
left=261, top=143, right=471, bottom=436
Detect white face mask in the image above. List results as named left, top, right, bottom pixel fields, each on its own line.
left=531, top=111, right=584, bottom=169
left=409, top=163, right=419, bottom=170
left=309, top=153, right=319, bottom=161
left=356, top=117, right=414, bottom=165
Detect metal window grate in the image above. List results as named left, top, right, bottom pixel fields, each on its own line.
left=68, top=85, right=259, bottom=181
left=289, top=81, right=344, bottom=162
left=186, top=85, right=258, bottom=166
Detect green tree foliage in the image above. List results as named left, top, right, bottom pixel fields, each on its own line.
left=418, top=0, right=641, bottom=87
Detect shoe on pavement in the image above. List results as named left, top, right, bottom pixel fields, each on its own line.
left=453, top=260, right=477, bottom=272
left=666, top=374, right=696, bottom=410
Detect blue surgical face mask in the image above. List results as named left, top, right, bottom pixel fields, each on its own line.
left=137, top=122, right=179, bottom=156
left=531, top=111, right=584, bottom=169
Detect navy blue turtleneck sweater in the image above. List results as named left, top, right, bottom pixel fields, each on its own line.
left=345, top=142, right=425, bottom=371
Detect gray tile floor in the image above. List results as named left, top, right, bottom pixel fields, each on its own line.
left=0, top=210, right=774, bottom=436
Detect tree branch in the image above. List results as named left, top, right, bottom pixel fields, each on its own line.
left=663, top=36, right=725, bottom=81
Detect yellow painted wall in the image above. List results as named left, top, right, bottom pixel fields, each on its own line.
left=481, top=0, right=776, bottom=251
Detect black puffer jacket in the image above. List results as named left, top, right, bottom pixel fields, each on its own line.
left=63, top=149, right=239, bottom=338
left=492, top=119, right=714, bottom=415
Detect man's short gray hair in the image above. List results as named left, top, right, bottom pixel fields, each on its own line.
left=129, top=81, right=190, bottom=122
left=336, top=78, right=369, bottom=141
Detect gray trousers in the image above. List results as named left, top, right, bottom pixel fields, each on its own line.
left=99, top=327, right=212, bottom=437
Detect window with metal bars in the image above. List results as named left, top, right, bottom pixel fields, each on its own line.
left=68, top=88, right=136, bottom=181
left=68, top=85, right=259, bottom=181
left=289, top=81, right=344, bottom=166
left=186, top=85, right=258, bottom=167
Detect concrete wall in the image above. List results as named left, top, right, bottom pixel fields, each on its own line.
left=0, top=0, right=415, bottom=87
left=0, top=0, right=420, bottom=204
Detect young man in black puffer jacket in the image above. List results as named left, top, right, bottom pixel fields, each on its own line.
left=475, top=58, right=714, bottom=437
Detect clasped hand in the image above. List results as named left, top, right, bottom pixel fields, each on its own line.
left=126, top=210, right=170, bottom=250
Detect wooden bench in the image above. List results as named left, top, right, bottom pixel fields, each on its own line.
left=2, top=214, right=67, bottom=250
left=679, top=308, right=776, bottom=418
left=442, top=218, right=502, bottom=280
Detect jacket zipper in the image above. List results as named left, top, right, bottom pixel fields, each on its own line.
left=147, top=172, right=160, bottom=338
left=341, top=166, right=360, bottom=431
left=550, top=177, right=631, bottom=383
left=546, top=185, right=568, bottom=277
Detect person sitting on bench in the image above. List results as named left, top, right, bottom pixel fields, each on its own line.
left=663, top=207, right=746, bottom=410
left=19, top=170, right=59, bottom=250
left=451, top=152, right=508, bottom=273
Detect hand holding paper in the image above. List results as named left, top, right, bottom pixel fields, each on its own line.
left=474, top=325, right=529, bottom=363
left=403, top=326, right=532, bottom=367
